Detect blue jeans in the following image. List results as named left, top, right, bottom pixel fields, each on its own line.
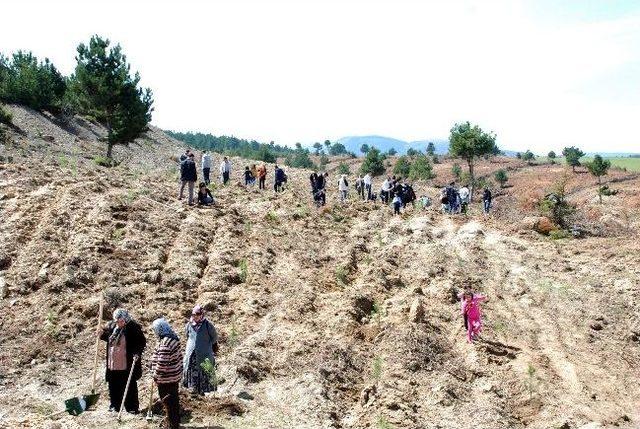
left=483, top=200, right=491, bottom=213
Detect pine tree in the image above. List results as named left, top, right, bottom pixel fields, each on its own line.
left=585, top=155, right=611, bottom=204
left=360, top=148, right=386, bottom=176
left=69, top=35, right=153, bottom=159
left=449, top=121, right=498, bottom=200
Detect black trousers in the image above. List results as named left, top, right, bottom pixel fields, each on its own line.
left=158, top=382, right=180, bottom=429
left=259, top=177, right=265, bottom=189
left=108, top=370, right=139, bottom=412
left=222, top=171, right=230, bottom=184
left=203, top=168, right=210, bottom=184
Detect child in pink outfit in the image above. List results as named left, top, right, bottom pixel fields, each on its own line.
left=460, top=291, right=486, bottom=343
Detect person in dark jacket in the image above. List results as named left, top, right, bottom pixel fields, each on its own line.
left=482, top=187, right=492, bottom=214
left=98, top=309, right=146, bottom=413
left=179, top=153, right=198, bottom=205
left=197, top=182, right=214, bottom=206
left=274, top=165, right=286, bottom=193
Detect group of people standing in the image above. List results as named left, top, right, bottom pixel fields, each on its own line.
left=179, top=150, right=289, bottom=207
left=98, top=305, right=218, bottom=429
left=439, top=182, right=492, bottom=215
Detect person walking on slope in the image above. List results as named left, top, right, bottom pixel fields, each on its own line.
left=98, top=309, right=146, bottom=413
left=392, top=193, right=402, bottom=215
left=315, top=172, right=327, bottom=206
left=380, top=177, right=392, bottom=204
left=219, top=156, right=231, bottom=185
left=482, top=187, right=492, bottom=214
left=355, top=175, right=365, bottom=200
left=179, top=153, right=198, bottom=205
left=459, top=184, right=470, bottom=214
left=201, top=151, right=212, bottom=185
left=274, top=165, right=286, bottom=192
left=150, top=318, right=183, bottom=429
left=363, top=173, right=372, bottom=201
left=338, top=174, right=349, bottom=202
left=250, top=164, right=258, bottom=186
left=244, top=166, right=254, bottom=186
left=257, top=164, right=267, bottom=190
left=183, top=305, right=219, bottom=395
left=460, top=291, right=486, bottom=343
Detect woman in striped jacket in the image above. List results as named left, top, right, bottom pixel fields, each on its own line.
left=151, top=318, right=183, bottom=429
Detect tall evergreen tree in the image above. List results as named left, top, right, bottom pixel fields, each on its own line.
left=360, top=148, right=386, bottom=176
left=449, top=121, right=497, bottom=200
left=69, top=35, right=153, bottom=159
left=562, top=146, right=585, bottom=173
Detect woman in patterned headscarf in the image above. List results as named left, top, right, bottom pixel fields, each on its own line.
left=182, top=305, right=219, bottom=395
left=98, top=308, right=146, bottom=413
left=150, top=318, right=182, bottom=429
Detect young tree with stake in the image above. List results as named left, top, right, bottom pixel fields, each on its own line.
left=585, top=155, right=611, bottom=204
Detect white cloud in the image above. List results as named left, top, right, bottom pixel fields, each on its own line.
left=1, top=0, right=638, bottom=153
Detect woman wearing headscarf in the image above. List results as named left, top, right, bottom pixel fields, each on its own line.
left=183, top=305, right=219, bottom=395
left=150, top=318, right=183, bottom=429
left=98, top=308, right=146, bottom=413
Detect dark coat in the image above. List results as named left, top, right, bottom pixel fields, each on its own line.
left=100, top=320, right=146, bottom=382
left=181, top=159, right=197, bottom=182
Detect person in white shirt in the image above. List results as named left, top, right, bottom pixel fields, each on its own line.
left=219, top=157, right=231, bottom=185
left=459, top=185, right=470, bottom=214
left=363, top=173, right=373, bottom=200
left=201, top=151, right=212, bottom=185
left=380, top=177, right=392, bottom=204
left=338, top=174, right=349, bottom=202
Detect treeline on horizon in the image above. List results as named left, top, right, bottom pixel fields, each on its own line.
left=0, top=35, right=153, bottom=160
left=165, top=130, right=358, bottom=171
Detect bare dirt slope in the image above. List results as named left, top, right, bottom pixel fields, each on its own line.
left=0, top=106, right=639, bottom=429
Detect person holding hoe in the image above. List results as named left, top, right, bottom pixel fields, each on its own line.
left=150, top=318, right=183, bottom=429
left=98, top=309, right=146, bottom=413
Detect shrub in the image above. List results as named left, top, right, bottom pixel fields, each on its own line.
left=360, top=148, right=386, bottom=176
left=93, top=155, right=116, bottom=167
left=238, top=259, right=248, bottom=283
left=549, top=229, right=571, bottom=240
left=539, top=174, right=575, bottom=228
left=371, top=356, right=383, bottom=381
left=0, top=104, right=12, bottom=124
left=494, top=169, right=508, bottom=187
left=337, top=162, right=350, bottom=175
left=335, top=265, right=348, bottom=285
left=319, top=154, right=329, bottom=168
left=451, top=163, right=462, bottom=180
left=393, top=156, right=411, bottom=177
left=409, top=154, right=435, bottom=180
left=285, top=146, right=314, bottom=169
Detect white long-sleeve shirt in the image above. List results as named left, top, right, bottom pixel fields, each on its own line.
left=201, top=153, right=212, bottom=169
left=459, top=187, right=470, bottom=203
left=381, top=179, right=391, bottom=192
left=363, top=174, right=372, bottom=186
left=219, top=160, right=231, bottom=174
left=338, top=176, right=349, bottom=191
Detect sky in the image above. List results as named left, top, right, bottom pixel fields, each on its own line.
left=1, top=0, right=639, bottom=153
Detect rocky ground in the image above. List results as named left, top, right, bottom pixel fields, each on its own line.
left=0, top=105, right=639, bottom=429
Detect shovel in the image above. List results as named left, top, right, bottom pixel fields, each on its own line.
left=117, top=355, right=139, bottom=422
left=59, top=297, right=103, bottom=416
left=145, top=378, right=155, bottom=421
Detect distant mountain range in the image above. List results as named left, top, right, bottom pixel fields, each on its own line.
left=336, top=135, right=449, bottom=156
left=334, top=135, right=639, bottom=158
